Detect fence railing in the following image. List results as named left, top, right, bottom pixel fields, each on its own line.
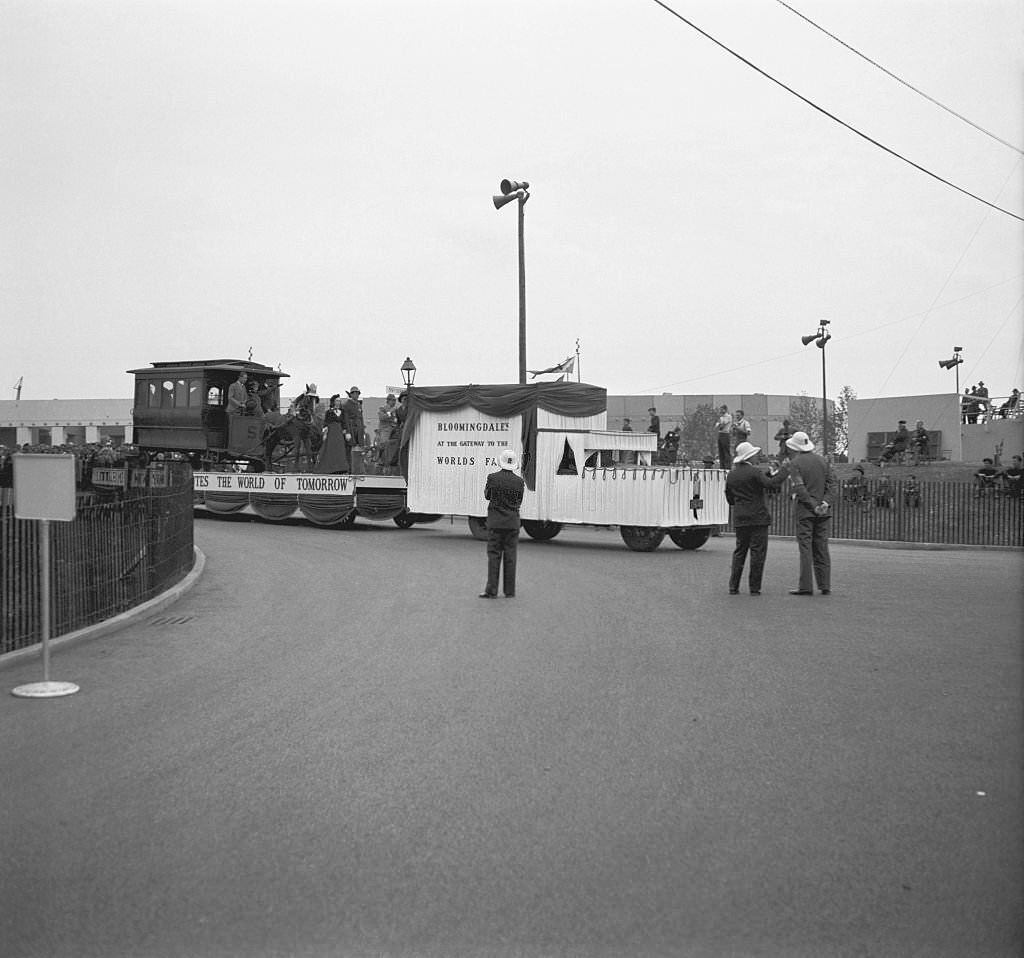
left=1, top=462, right=195, bottom=654
left=726, top=476, right=1023, bottom=548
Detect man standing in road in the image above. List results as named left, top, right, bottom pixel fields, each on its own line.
left=786, top=430, right=837, bottom=596
left=479, top=449, right=525, bottom=599
left=725, top=441, right=789, bottom=595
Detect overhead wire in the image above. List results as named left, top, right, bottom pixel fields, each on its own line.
left=647, top=0, right=1024, bottom=222
left=774, top=0, right=1024, bottom=156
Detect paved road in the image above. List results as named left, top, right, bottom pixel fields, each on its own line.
left=2, top=516, right=1021, bottom=958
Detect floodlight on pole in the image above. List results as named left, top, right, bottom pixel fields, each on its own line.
left=493, top=177, right=530, bottom=383
left=800, top=320, right=832, bottom=458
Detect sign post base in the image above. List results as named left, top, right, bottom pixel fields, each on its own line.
left=11, top=681, right=80, bottom=698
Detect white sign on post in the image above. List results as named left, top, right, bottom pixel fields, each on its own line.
left=13, top=454, right=77, bottom=521
left=11, top=454, right=80, bottom=698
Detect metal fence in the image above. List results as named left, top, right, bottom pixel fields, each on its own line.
left=1, top=462, right=195, bottom=654
left=727, top=476, right=1023, bottom=548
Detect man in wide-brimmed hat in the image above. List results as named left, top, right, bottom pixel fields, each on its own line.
left=340, top=386, right=365, bottom=462
left=479, top=448, right=525, bottom=599
left=785, top=431, right=837, bottom=595
left=725, top=441, right=789, bottom=595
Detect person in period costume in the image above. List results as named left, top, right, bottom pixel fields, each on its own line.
left=341, top=386, right=366, bottom=467
left=316, top=394, right=350, bottom=474
left=785, top=431, right=838, bottom=596
left=377, top=394, right=399, bottom=473
left=387, top=392, right=409, bottom=470
left=725, top=442, right=789, bottom=595
left=479, top=449, right=526, bottom=599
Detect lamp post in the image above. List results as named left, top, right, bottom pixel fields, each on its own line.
left=400, top=356, right=416, bottom=389
left=800, top=320, right=832, bottom=458
left=493, top=179, right=530, bottom=384
left=939, top=346, right=964, bottom=454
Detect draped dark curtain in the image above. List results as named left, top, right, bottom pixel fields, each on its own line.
left=399, top=383, right=607, bottom=489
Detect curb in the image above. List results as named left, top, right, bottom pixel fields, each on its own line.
left=0, top=546, right=207, bottom=670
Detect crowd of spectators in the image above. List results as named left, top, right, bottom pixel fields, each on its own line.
left=0, top=440, right=137, bottom=488
left=962, top=383, right=1021, bottom=423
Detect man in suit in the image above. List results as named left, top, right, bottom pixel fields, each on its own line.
left=725, top=441, right=789, bottom=595
left=226, top=371, right=249, bottom=415
left=786, top=431, right=838, bottom=595
left=480, top=448, right=526, bottom=599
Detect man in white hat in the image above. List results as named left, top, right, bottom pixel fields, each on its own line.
left=479, top=448, right=526, bottom=598
left=785, top=431, right=838, bottom=595
left=725, top=441, right=789, bottom=595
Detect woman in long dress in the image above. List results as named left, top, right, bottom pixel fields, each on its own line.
left=316, top=394, right=350, bottom=474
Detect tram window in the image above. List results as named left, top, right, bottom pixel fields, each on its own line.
left=207, top=385, right=223, bottom=405
left=161, top=380, right=175, bottom=407
left=188, top=379, right=202, bottom=406
left=173, top=379, right=189, bottom=407
left=148, top=381, right=160, bottom=407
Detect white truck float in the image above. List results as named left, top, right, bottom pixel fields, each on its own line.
left=400, top=382, right=727, bottom=551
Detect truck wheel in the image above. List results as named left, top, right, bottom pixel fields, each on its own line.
left=522, top=519, right=562, bottom=540
left=619, top=526, right=665, bottom=552
left=668, top=527, right=711, bottom=550
left=393, top=511, right=416, bottom=529
left=467, top=516, right=489, bottom=541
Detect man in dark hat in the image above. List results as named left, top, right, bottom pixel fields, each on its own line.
left=479, top=449, right=525, bottom=599
left=647, top=407, right=660, bottom=435
left=880, top=420, right=909, bottom=465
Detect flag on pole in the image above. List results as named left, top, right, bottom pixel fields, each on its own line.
left=528, top=356, right=575, bottom=379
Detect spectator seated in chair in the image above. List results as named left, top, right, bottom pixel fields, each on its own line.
left=974, top=459, right=999, bottom=496
left=880, top=421, right=910, bottom=465
left=998, top=455, right=1022, bottom=499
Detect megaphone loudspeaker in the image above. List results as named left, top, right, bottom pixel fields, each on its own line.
left=500, top=179, right=529, bottom=195
left=801, top=334, right=818, bottom=346
left=493, top=192, right=522, bottom=210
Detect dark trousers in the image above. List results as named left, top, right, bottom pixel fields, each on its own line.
left=794, top=514, right=831, bottom=592
left=485, top=528, right=519, bottom=596
left=730, top=525, right=769, bottom=592
left=717, top=434, right=732, bottom=470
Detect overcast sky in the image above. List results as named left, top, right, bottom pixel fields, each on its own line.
left=3, top=0, right=1022, bottom=405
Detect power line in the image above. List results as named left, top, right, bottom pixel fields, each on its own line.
left=774, top=0, right=1024, bottom=155
left=647, top=0, right=1024, bottom=222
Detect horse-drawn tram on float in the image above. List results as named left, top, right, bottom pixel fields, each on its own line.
left=129, top=358, right=728, bottom=550
left=128, top=358, right=414, bottom=528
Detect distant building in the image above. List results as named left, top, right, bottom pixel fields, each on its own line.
left=848, top=393, right=1023, bottom=463
left=0, top=399, right=133, bottom=448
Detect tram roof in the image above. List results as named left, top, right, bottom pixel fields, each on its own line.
left=126, top=359, right=289, bottom=378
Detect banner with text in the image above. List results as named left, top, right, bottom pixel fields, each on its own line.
left=406, top=410, right=521, bottom=515
left=193, top=472, right=355, bottom=496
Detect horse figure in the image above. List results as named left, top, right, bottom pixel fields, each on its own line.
left=263, top=386, right=323, bottom=471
